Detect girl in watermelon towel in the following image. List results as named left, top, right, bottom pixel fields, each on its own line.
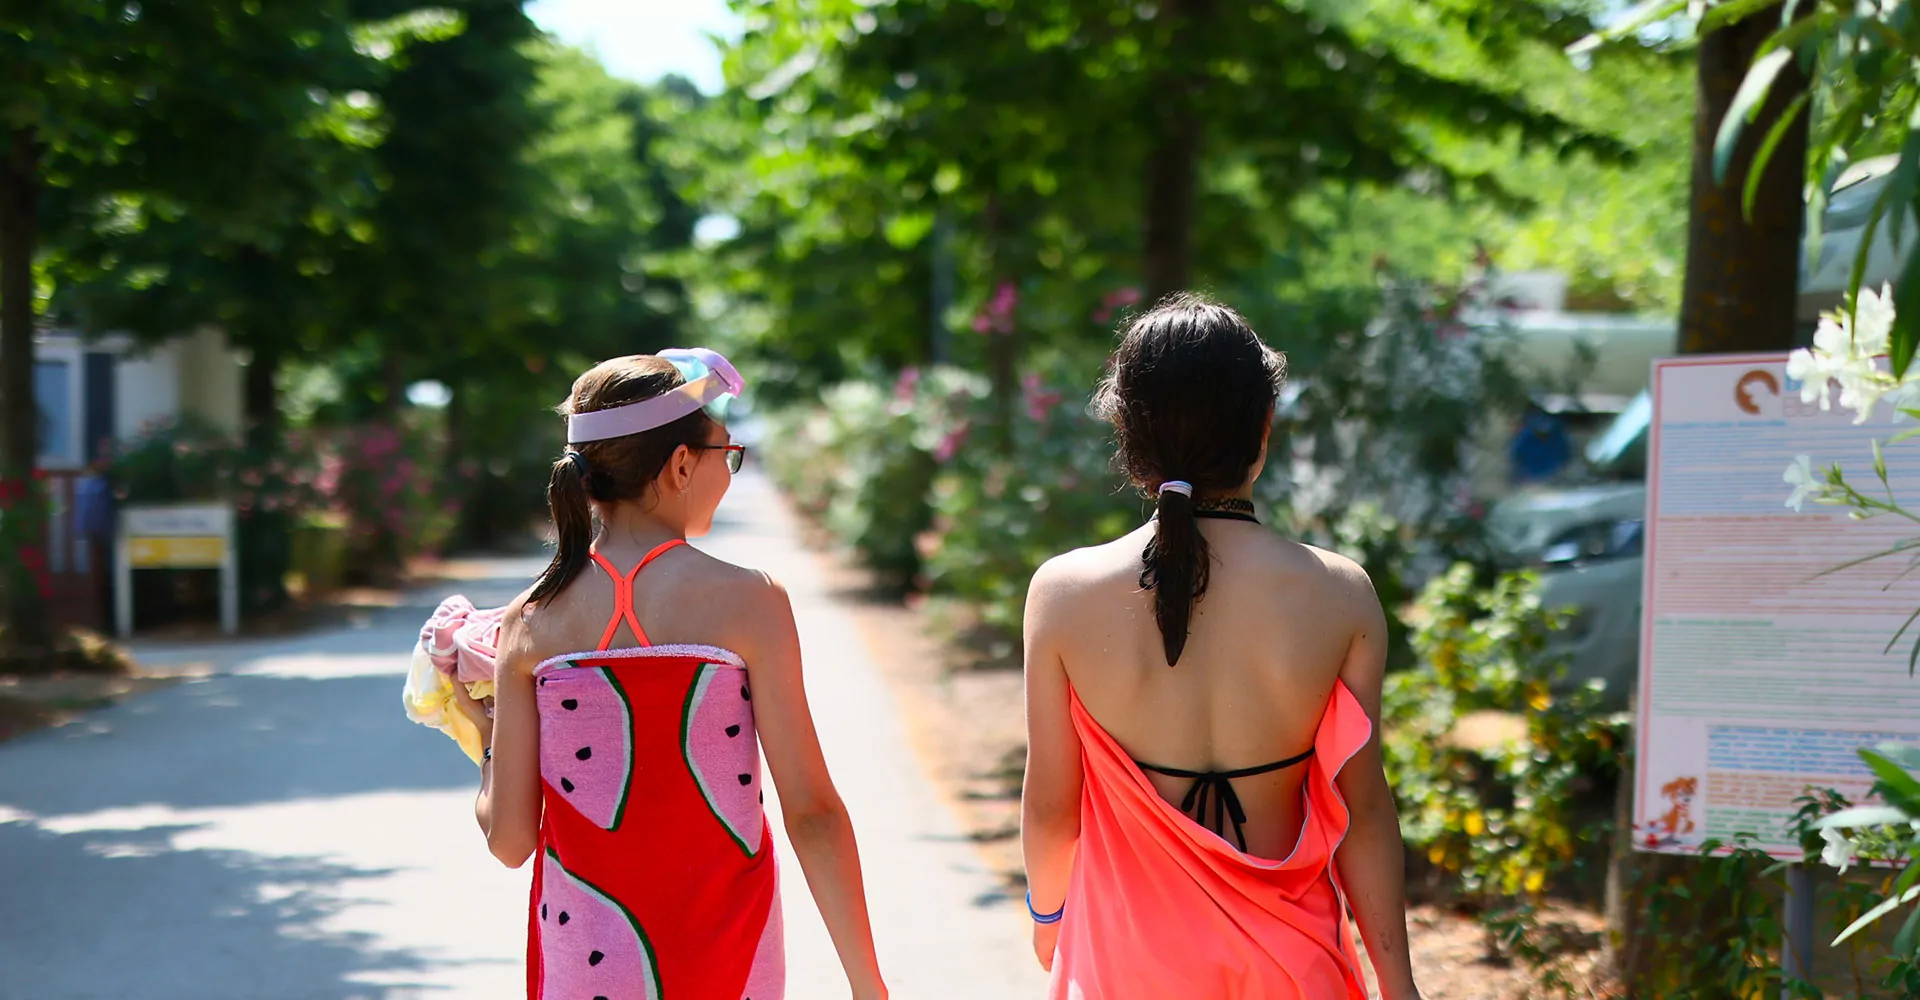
left=438, top=349, right=887, bottom=1000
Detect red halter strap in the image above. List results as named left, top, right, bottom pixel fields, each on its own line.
left=587, top=539, right=688, bottom=650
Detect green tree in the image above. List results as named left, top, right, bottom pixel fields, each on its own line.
left=1, top=1, right=419, bottom=646
left=691, top=0, right=1631, bottom=429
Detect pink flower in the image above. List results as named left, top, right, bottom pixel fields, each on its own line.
left=974, top=280, right=1019, bottom=335
left=894, top=367, right=922, bottom=402
left=1025, top=392, right=1061, bottom=422
left=1093, top=286, right=1143, bottom=324
left=934, top=422, right=971, bottom=463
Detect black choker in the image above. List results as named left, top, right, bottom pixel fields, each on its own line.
left=1193, top=509, right=1260, bottom=524
left=1195, top=497, right=1256, bottom=516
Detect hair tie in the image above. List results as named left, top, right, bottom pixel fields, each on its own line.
left=1158, top=480, right=1194, bottom=499
left=564, top=450, right=590, bottom=478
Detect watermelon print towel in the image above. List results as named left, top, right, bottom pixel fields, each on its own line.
left=404, top=602, right=785, bottom=998
left=530, top=646, right=782, bottom=1000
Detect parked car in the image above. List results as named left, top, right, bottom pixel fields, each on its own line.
left=1488, top=393, right=1649, bottom=706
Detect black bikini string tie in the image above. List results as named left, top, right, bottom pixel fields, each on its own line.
left=1136, top=749, right=1316, bottom=853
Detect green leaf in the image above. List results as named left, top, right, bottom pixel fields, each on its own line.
left=1891, top=225, right=1920, bottom=380
left=1567, top=0, right=1688, bottom=54
left=1703, top=0, right=1795, bottom=32
left=1714, top=48, right=1796, bottom=186
left=1862, top=748, right=1920, bottom=812
left=1745, top=92, right=1808, bottom=221
left=883, top=211, right=935, bottom=248
left=1848, top=202, right=1887, bottom=334
left=1896, top=902, right=1920, bottom=959
left=1895, top=853, right=1920, bottom=897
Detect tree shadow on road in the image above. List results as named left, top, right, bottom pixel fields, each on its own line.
left=0, top=670, right=478, bottom=816
left=0, top=818, right=509, bottom=999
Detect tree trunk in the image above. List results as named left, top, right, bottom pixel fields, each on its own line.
left=1676, top=6, right=1809, bottom=354
left=0, top=127, right=49, bottom=651
left=1611, top=7, right=1810, bottom=991
left=1143, top=114, right=1200, bottom=303
left=982, top=194, right=1017, bottom=446
left=1142, top=0, right=1207, bottom=303
left=243, top=334, right=281, bottom=456
left=380, top=351, right=408, bottom=416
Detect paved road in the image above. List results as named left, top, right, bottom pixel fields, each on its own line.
left=0, top=471, right=1047, bottom=999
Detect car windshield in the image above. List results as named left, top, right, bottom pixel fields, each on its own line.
left=1585, top=389, right=1649, bottom=480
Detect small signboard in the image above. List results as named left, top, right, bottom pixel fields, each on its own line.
left=115, top=503, right=237, bottom=636
left=1637, top=354, right=1920, bottom=857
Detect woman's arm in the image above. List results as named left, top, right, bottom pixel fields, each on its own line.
left=736, top=576, right=887, bottom=1000
left=454, top=599, right=544, bottom=868
left=1331, top=566, right=1421, bottom=1000
left=1020, top=556, right=1084, bottom=972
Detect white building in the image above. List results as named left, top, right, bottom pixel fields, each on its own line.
left=30, top=326, right=244, bottom=630
left=34, top=326, right=244, bottom=471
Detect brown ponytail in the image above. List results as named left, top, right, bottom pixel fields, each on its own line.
left=527, top=356, right=717, bottom=608
left=1093, top=293, right=1286, bottom=666
left=529, top=451, right=596, bottom=608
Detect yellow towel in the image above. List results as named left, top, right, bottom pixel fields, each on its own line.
left=403, top=639, right=496, bottom=765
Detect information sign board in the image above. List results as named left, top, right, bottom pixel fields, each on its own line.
left=1637, top=355, right=1920, bottom=856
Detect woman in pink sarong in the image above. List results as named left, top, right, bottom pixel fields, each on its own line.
left=1021, top=295, right=1422, bottom=1000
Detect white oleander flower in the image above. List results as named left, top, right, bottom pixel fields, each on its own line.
left=1784, top=455, right=1820, bottom=512
left=1853, top=283, right=1897, bottom=356
left=1820, top=825, right=1857, bottom=875
left=1786, top=344, right=1845, bottom=410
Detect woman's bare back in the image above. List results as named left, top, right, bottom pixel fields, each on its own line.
left=1044, top=518, right=1376, bottom=860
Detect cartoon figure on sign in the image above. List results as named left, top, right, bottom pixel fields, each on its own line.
left=1641, top=776, right=1699, bottom=848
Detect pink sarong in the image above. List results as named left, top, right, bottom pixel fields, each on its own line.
left=1050, top=679, right=1373, bottom=999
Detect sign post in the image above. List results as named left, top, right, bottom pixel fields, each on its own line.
left=115, top=503, right=237, bottom=638
left=1781, top=862, right=1815, bottom=994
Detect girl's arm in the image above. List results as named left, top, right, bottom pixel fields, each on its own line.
left=454, top=598, right=544, bottom=868
left=737, top=576, right=887, bottom=1000
left=1020, top=557, right=1084, bottom=972
left=1331, top=569, right=1421, bottom=1000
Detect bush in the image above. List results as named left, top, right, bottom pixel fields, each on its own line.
left=1385, top=565, right=1627, bottom=986
left=764, top=369, right=958, bottom=589
left=1389, top=566, right=1626, bottom=899
left=329, top=416, right=466, bottom=581
left=921, top=370, right=1137, bottom=634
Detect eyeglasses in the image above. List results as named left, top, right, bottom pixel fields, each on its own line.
left=693, top=443, right=747, bottom=474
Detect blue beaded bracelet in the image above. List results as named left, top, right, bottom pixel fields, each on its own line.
left=1027, top=890, right=1064, bottom=925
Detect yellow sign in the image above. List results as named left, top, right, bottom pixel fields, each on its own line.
left=129, top=536, right=226, bottom=569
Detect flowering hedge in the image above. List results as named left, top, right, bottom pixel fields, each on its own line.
left=329, top=419, right=466, bottom=579
left=766, top=362, right=1136, bottom=621
left=110, top=411, right=465, bottom=594
left=0, top=473, right=55, bottom=608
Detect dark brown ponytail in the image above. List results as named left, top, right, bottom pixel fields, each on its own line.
left=527, top=356, right=716, bottom=607
left=1141, top=483, right=1208, bottom=665
left=1093, top=293, right=1286, bottom=666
